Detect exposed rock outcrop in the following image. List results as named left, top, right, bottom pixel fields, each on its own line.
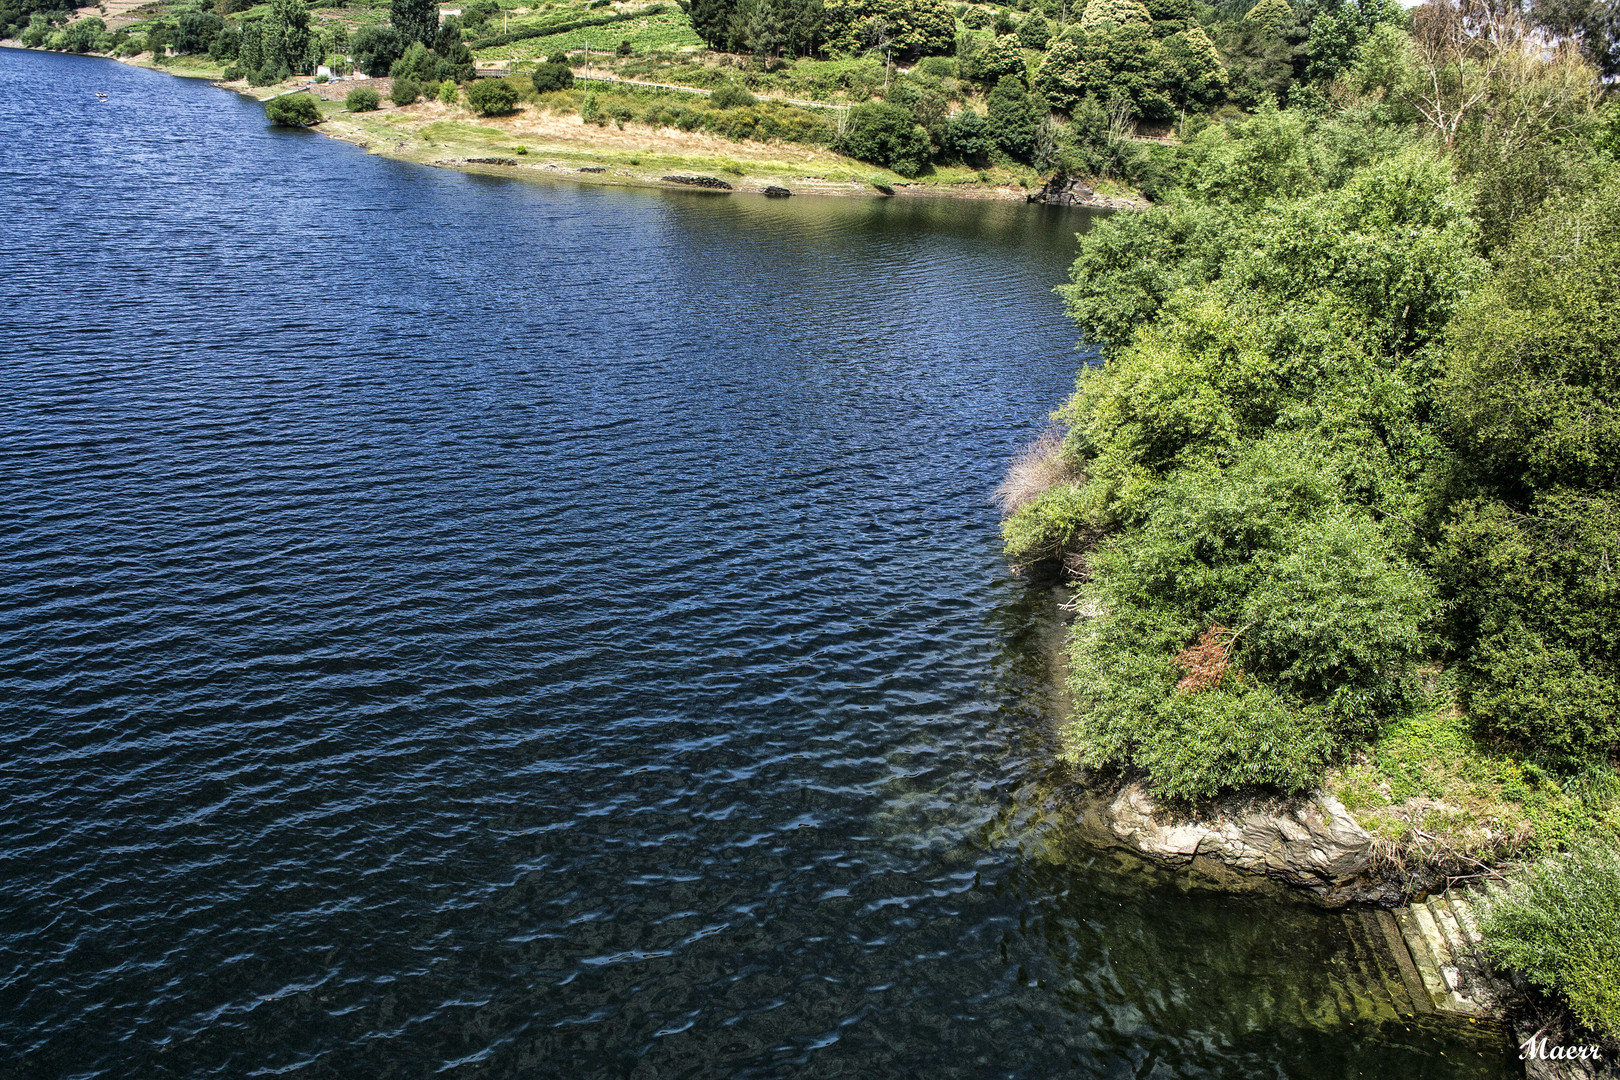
left=661, top=174, right=733, bottom=189
left=1028, top=175, right=1149, bottom=210
left=1087, top=781, right=1396, bottom=904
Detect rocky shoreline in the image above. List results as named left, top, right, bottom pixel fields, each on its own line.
left=1026, top=173, right=1150, bottom=211
left=1075, top=779, right=1401, bottom=905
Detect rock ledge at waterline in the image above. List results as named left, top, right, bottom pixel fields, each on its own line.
left=1079, top=782, right=1393, bottom=905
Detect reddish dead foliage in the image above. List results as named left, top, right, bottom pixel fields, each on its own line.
left=1173, top=625, right=1238, bottom=694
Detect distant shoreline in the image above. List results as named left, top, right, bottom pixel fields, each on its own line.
left=6, top=43, right=1125, bottom=205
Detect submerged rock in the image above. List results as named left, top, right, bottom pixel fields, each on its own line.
left=762, top=185, right=792, bottom=198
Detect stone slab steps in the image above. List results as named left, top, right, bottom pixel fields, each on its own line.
left=1392, top=888, right=1505, bottom=1017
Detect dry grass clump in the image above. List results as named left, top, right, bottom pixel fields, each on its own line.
left=994, top=425, right=1080, bottom=517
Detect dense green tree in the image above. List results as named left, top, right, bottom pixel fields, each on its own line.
left=687, top=0, right=738, bottom=46
left=1163, top=24, right=1226, bottom=108
left=840, top=100, right=933, bottom=173
left=258, top=0, right=310, bottom=77
left=1017, top=13, right=1051, bottom=48
left=1303, top=0, right=1405, bottom=82
left=51, top=14, right=106, bottom=51
left=822, top=0, right=956, bottom=57
left=529, top=60, right=575, bottom=91
left=745, top=0, right=791, bottom=59
left=207, top=24, right=240, bottom=61
left=173, top=9, right=223, bottom=53
left=1217, top=19, right=1299, bottom=107
left=390, top=0, right=437, bottom=48
left=1243, top=0, right=1292, bottom=34
left=885, top=76, right=949, bottom=145
left=689, top=0, right=823, bottom=55
left=1144, top=0, right=1193, bottom=35
left=945, top=107, right=990, bottom=162
left=1055, top=21, right=1175, bottom=119
left=345, top=85, right=381, bottom=110
left=1531, top=0, right=1620, bottom=79
left=238, top=17, right=263, bottom=71
left=1079, top=0, right=1149, bottom=29
left=969, top=32, right=1025, bottom=80
left=784, top=0, right=826, bottom=55
left=431, top=17, right=476, bottom=81
left=986, top=73, right=1043, bottom=157
left=1034, top=38, right=1087, bottom=111
left=351, top=23, right=402, bottom=76
left=391, top=41, right=435, bottom=81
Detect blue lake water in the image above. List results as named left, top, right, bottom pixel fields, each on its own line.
left=0, top=46, right=1513, bottom=1078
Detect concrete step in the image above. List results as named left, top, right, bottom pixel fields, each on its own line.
left=1444, top=888, right=1483, bottom=948
left=1365, top=906, right=1433, bottom=1016
left=1341, top=911, right=1405, bottom=1021
left=1392, top=889, right=1507, bottom=1017
left=1397, top=905, right=1453, bottom=1007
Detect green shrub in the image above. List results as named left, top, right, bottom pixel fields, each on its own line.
left=529, top=61, right=575, bottom=93
left=438, top=79, right=458, bottom=105
left=1001, top=482, right=1098, bottom=568
left=264, top=92, right=321, bottom=126
left=961, top=5, right=994, bottom=28
left=466, top=77, right=519, bottom=115
left=20, top=13, right=51, bottom=47
left=345, top=86, right=380, bottom=111
left=1062, top=437, right=1435, bottom=798
left=710, top=82, right=758, bottom=108
left=1439, top=493, right=1620, bottom=760
left=1437, top=192, right=1620, bottom=761
left=391, top=76, right=422, bottom=105
left=841, top=101, right=932, bottom=175
left=1481, top=840, right=1620, bottom=1038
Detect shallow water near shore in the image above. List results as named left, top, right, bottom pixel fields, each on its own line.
left=0, top=47, right=1515, bottom=1078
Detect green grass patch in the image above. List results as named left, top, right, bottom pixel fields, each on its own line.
left=1331, top=700, right=1620, bottom=862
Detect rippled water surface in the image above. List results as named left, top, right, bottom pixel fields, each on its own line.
left=0, top=47, right=1514, bottom=1079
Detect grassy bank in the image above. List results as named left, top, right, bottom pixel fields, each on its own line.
left=224, top=75, right=1044, bottom=197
